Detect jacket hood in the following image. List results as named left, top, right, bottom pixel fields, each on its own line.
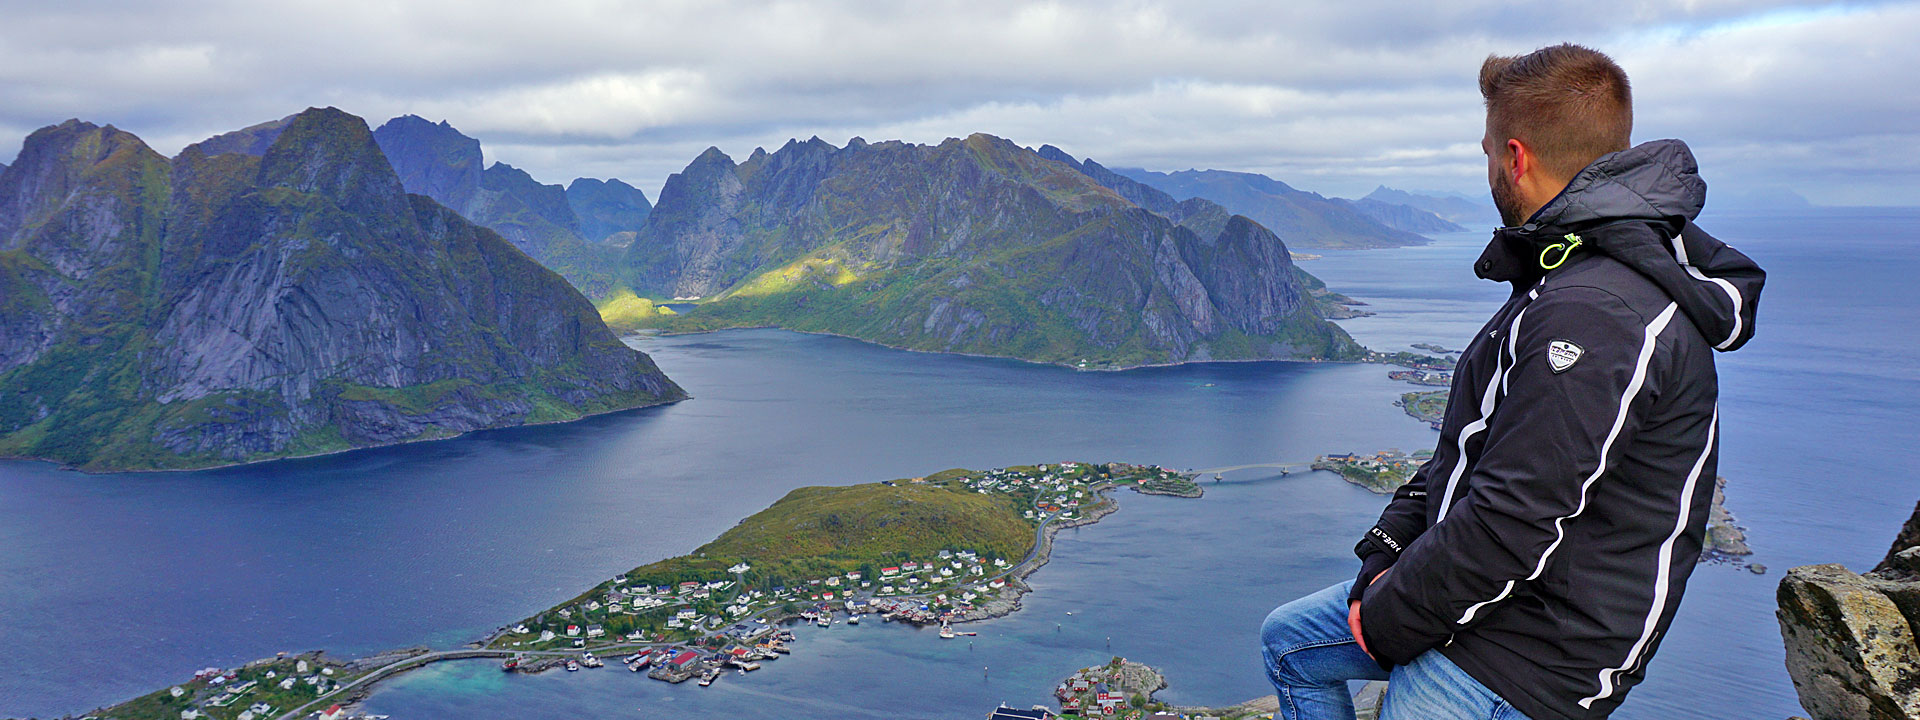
left=1476, top=139, right=1766, bottom=352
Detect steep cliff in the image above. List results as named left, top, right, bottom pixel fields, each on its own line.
left=371, top=115, right=644, bottom=299
left=626, top=134, right=1360, bottom=368
left=1114, top=167, right=1432, bottom=249
left=0, top=108, right=684, bottom=471
left=1778, top=500, right=1920, bottom=720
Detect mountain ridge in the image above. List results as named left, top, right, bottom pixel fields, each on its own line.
left=623, top=133, right=1361, bottom=369
left=0, top=107, right=684, bottom=472
left=371, top=115, right=651, bottom=299
left=1114, top=167, right=1435, bottom=249
left=1359, top=185, right=1494, bottom=227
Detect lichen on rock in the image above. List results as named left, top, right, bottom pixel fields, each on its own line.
left=1777, top=500, right=1920, bottom=720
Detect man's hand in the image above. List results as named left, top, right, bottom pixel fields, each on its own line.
left=1349, top=567, right=1390, bottom=659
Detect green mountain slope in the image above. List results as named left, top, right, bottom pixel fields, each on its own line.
left=0, top=108, right=684, bottom=471
left=625, top=134, right=1361, bottom=369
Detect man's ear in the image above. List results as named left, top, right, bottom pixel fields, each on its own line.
left=1506, top=138, right=1531, bottom=184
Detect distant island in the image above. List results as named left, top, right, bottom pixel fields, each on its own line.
left=992, top=656, right=1281, bottom=720
left=613, top=134, right=1365, bottom=370
left=77, top=461, right=1202, bottom=719
left=0, top=108, right=683, bottom=472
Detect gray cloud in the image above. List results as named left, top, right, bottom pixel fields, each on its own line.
left=1, top=0, right=1911, bottom=206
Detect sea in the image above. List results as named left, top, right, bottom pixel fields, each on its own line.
left=2, top=208, right=1915, bottom=719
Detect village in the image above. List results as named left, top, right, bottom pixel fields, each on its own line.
left=473, top=462, right=1201, bottom=689
left=1313, top=449, right=1430, bottom=494
left=76, top=462, right=1205, bottom=719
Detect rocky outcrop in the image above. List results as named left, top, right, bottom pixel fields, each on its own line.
left=370, top=115, right=641, bottom=299
left=1778, top=500, right=1920, bottom=720
left=628, top=134, right=1360, bottom=368
left=0, top=108, right=684, bottom=471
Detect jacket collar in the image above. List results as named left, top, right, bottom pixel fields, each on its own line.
left=1475, top=139, right=1707, bottom=288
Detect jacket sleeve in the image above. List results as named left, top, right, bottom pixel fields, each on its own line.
left=1676, top=224, right=1764, bottom=352
left=1348, top=457, right=1436, bottom=603
left=1357, top=286, right=1666, bottom=665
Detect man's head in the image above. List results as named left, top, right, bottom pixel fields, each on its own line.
left=1480, top=44, right=1633, bottom=226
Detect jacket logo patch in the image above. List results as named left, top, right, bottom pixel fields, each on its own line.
left=1547, top=340, right=1585, bottom=374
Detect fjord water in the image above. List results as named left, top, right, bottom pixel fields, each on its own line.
left=3, top=210, right=1915, bottom=719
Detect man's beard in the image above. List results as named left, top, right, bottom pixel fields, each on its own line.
left=1491, top=170, right=1527, bottom=227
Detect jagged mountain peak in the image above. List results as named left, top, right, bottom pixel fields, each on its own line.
left=0, top=118, right=164, bottom=249
left=257, top=107, right=413, bottom=225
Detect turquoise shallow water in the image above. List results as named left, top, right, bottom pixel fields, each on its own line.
left=3, top=209, right=1915, bottom=719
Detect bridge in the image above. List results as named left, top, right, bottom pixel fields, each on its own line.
left=1187, top=461, right=1319, bottom=478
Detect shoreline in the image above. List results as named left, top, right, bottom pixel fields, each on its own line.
left=2, top=395, right=689, bottom=476
left=627, top=325, right=1361, bottom=373
left=73, top=464, right=1204, bottom=719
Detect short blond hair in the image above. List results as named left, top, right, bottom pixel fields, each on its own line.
left=1480, top=44, right=1632, bottom=180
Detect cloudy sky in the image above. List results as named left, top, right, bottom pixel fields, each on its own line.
left=2, top=0, right=1914, bottom=206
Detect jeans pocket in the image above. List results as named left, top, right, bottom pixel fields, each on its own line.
left=1490, top=699, right=1536, bottom=720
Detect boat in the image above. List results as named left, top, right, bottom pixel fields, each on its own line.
left=580, top=653, right=603, bottom=668
left=939, top=622, right=957, bottom=639
left=816, top=615, right=831, bottom=627
left=566, top=660, right=580, bottom=672
left=848, top=614, right=860, bottom=625
left=500, top=655, right=521, bottom=671
left=699, top=668, right=720, bottom=687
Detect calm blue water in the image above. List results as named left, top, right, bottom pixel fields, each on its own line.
left=3, top=209, right=1915, bottom=719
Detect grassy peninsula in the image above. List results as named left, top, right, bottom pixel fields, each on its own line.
left=81, top=462, right=1200, bottom=719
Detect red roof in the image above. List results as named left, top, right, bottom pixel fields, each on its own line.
left=670, top=650, right=700, bottom=666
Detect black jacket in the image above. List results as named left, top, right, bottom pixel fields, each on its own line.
left=1352, top=140, right=1765, bottom=720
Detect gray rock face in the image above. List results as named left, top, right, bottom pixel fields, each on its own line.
left=0, top=107, right=684, bottom=471
left=370, top=115, right=630, bottom=298
left=1778, top=500, right=1920, bottom=720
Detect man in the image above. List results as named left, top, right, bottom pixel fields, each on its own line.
left=1259, top=44, right=1766, bottom=720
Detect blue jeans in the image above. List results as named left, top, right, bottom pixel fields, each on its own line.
left=1261, top=580, right=1534, bottom=720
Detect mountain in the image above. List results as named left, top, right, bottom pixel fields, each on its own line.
left=567, top=177, right=652, bottom=247
left=1111, top=168, right=1431, bottom=249
left=0, top=108, right=684, bottom=471
left=371, top=115, right=648, bottom=299
left=1360, top=185, right=1495, bottom=227
left=1341, top=196, right=1466, bottom=234
left=624, top=133, right=1361, bottom=369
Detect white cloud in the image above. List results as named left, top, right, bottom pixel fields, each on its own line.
left=0, top=0, right=1911, bottom=205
